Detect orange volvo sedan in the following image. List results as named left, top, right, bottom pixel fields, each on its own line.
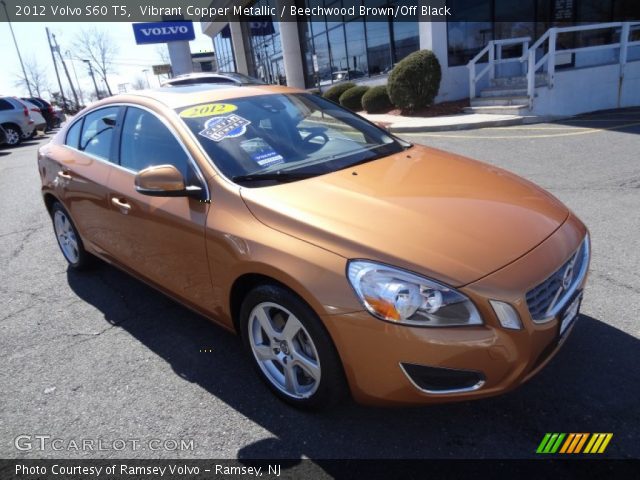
left=38, top=85, right=590, bottom=408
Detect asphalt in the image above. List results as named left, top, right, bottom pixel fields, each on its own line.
left=1, top=109, right=639, bottom=462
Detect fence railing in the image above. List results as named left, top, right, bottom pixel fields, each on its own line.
left=467, top=37, right=530, bottom=99
left=467, top=21, right=640, bottom=108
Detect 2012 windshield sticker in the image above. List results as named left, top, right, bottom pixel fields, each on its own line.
left=199, top=115, right=250, bottom=142
left=180, top=103, right=237, bottom=118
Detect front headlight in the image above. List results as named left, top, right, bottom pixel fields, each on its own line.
left=347, top=260, right=482, bottom=327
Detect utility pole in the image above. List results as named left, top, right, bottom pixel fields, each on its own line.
left=83, top=60, right=100, bottom=100
left=46, top=27, right=67, bottom=111
left=51, top=32, right=79, bottom=109
left=1, top=0, right=33, bottom=97
left=67, top=50, right=84, bottom=105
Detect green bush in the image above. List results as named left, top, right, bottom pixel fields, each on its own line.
left=323, top=82, right=356, bottom=103
left=339, top=86, right=370, bottom=111
left=361, top=85, right=393, bottom=113
left=388, top=50, right=441, bottom=112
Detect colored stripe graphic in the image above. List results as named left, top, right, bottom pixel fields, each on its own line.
left=537, top=433, right=613, bottom=454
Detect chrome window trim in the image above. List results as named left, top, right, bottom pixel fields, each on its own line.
left=61, top=102, right=210, bottom=201
left=399, top=363, right=486, bottom=395
left=530, top=235, right=590, bottom=324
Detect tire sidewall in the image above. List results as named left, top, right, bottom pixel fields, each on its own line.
left=239, top=284, right=346, bottom=410
left=51, top=202, right=90, bottom=270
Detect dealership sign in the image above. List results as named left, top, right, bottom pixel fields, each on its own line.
left=132, top=21, right=195, bottom=45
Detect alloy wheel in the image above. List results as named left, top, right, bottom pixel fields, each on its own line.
left=5, top=127, right=20, bottom=145
left=53, top=210, right=80, bottom=264
left=248, top=302, right=321, bottom=399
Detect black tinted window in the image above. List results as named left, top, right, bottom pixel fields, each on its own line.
left=120, top=107, right=191, bottom=178
left=0, top=99, right=13, bottom=111
left=79, top=107, right=119, bottom=161
left=65, top=120, right=82, bottom=149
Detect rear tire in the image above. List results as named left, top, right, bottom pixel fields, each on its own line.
left=2, top=124, right=22, bottom=146
left=240, top=284, right=347, bottom=410
left=51, top=202, right=93, bottom=270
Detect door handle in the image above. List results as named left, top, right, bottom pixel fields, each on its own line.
left=57, top=170, right=72, bottom=180
left=111, top=197, right=131, bottom=213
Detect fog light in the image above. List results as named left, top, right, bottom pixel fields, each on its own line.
left=490, top=300, right=522, bottom=330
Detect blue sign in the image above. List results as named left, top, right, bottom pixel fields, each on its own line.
left=133, top=21, right=195, bottom=45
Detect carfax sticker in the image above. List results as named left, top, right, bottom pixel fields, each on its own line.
left=180, top=103, right=237, bottom=118
left=198, top=114, right=250, bottom=142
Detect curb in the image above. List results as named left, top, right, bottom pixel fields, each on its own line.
left=386, top=115, right=563, bottom=134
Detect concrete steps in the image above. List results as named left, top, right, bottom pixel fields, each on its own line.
left=467, top=74, right=547, bottom=115
left=464, top=104, right=531, bottom=115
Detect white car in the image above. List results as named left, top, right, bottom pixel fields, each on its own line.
left=0, top=96, right=36, bottom=145
left=19, top=99, right=47, bottom=138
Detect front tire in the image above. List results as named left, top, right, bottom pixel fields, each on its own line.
left=240, top=284, right=347, bottom=410
left=51, top=202, right=93, bottom=270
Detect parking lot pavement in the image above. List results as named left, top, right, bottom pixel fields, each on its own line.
left=1, top=110, right=639, bottom=463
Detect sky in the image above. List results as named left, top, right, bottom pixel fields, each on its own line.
left=0, top=21, right=214, bottom=101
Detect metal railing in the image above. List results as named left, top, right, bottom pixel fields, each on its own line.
left=467, top=37, right=530, bottom=99
left=467, top=22, right=640, bottom=108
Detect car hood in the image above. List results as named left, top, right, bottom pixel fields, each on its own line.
left=240, top=145, right=569, bottom=286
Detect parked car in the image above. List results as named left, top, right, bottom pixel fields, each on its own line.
left=162, top=72, right=265, bottom=87
left=38, top=84, right=590, bottom=409
left=19, top=99, right=47, bottom=137
left=331, top=69, right=365, bottom=82
left=0, top=95, right=36, bottom=146
left=23, top=97, right=59, bottom=130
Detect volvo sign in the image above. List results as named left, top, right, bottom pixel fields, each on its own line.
left=132, top=21, right=195, bottom=45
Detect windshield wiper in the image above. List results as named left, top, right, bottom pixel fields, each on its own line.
left=232, top=171, right=321, bottom=183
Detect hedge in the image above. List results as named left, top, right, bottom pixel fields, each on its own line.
left=388, top=50, right=441, bottom=112
left=361, top=85, right=392, bottom=113
left=339, top=86, right=370, bottom=111
left=323, top=82, right=356, bottom=103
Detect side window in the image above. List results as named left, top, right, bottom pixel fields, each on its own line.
left=65, top=120, right=82, bottom=149
left=119, top=107, right=192, bottom=179
left=79, top=107, right=119, bottom=162
left=0, top=99, right=12, bottom=111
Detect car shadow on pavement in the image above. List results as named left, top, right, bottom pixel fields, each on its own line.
left=66, top=263, right=640, bottom=462
left=554, top=107, right=640, bottom=135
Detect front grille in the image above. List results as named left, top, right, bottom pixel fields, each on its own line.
left=526, top=237, right=588, bottom=321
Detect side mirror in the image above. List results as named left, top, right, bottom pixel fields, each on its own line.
left=134, top=164, right=202, bottom=198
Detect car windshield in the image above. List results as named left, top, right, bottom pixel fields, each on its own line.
left=176, top=93, right=406, bottom=186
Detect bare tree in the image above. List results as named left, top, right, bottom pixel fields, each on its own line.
left=73, top=27, right=118, bottom=96
left=155, top=45, right=170, bottom=65
left=131, top=77, right=148, bottom=90
left=14, top=57, right=49, bottom=98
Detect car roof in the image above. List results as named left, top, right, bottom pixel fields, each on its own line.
left=103, top=84, right=305, bottom=110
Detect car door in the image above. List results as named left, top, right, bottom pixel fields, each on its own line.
left=53, top=106, right=121, bottom=253
left=103, top=105, right=215, bottom=311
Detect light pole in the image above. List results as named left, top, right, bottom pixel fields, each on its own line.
left=142, top=69, right=151, bottom=88
left=1, top=0, right=33, bottom=97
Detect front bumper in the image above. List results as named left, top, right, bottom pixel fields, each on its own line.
left=322, top=214, right=589, bottom=406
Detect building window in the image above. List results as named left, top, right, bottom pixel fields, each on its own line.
left=300, top=0, right=420, bottom=88
left=213, top=25, right=236, bottom=73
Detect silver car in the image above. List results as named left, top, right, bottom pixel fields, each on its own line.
left=0, top=96, right=36, bottom=146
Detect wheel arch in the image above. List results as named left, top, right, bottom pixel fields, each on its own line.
left=228, top=270, right=328, bottom=338
left=42, top=192, right=59, bottom=216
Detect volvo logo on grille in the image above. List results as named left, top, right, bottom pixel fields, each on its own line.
left=562, top=262, right=575, bottom=290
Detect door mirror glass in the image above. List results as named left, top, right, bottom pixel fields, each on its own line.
left=135, top=164, right=201, bottom=197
